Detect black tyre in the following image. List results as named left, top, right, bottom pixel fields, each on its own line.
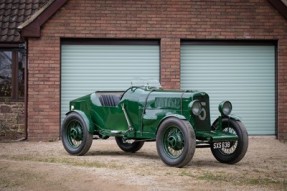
left=211, top=118, right=248, bottom=164
left=115, top=137, right=144, bottom=153
left=156, top=117, right=196, bottom=168
left=61, top=112, right=93, bottom=155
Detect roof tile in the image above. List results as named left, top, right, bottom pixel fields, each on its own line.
left=0, top=0, right=50, bottom=43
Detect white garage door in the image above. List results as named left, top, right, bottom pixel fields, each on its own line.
left=181, top=44, right=275, bottom=135
left=61, top=41, right=160, bottom=123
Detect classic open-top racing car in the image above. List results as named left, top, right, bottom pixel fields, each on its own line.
left=61, top=84, right=248, bottom=167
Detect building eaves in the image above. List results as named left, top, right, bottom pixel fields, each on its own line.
left=17, top=0, right=54, bottom=31
left=268, top=0, right=287, bottom=20
left=0, top=0, right=50, bottom=43
left=18, top=0, right=68, bottom=38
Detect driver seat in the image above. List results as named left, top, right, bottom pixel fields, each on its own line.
left=99, top=95, right=120, bottom=106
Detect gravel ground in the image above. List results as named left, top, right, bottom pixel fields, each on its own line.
left=0, top=137, right=286, bottom=191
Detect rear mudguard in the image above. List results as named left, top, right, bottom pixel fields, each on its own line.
left=65, top=110, right=94, bottom=133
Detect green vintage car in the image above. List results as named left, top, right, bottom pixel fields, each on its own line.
left=61, top=83, right=248, bottom=167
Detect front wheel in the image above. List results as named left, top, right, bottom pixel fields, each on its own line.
left=61, top=112, right=93, bottom=155
left=211, top=118, right=248, bottom=164
left=115, top=137, right=144, bottom=153
left=156, top=117, right=196, bottom=168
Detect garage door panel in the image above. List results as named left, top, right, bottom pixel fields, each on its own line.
left=61, top=43, right=159, bottom=123
left=181, top=44, right=275, bottom=135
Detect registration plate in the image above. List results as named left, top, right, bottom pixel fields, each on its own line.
left=213, top=142, right=231, bottom=149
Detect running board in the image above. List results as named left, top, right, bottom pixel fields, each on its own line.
left=110, top=130, right=123, bottom=136
left=196, top=131, right=238, bottom=142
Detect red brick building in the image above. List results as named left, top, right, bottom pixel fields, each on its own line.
left=0, top=0, right=48, bottom=140
left=12, top=0, right=287, bottom=140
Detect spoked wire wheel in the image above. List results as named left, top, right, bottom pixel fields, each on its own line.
left=156, top=117, right=196, bottom=167
left=211, top=118, right=248, bottom=164
left=218, top=127, right=238, bottom=155
left=61, top=112, right=93, bottom=155
left=163, top=126, right=185, bottom=159
left=65, top=119, right=84, bottom=149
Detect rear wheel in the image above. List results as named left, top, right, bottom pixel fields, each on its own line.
left=156, top=117, right=196, bottom=168
left=115, top=137, right=144, bottom=153
left=211, top=118, right=248, bottom=164
left=61, top=112, right=93, bottom=155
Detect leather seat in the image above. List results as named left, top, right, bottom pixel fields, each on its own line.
left=99, top=95, right=120, bottom=106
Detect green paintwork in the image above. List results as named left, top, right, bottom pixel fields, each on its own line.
left=67, top=86, right=239, bottom=145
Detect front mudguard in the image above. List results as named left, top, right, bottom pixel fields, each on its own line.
left=155, top=114, right=187, bottom=135
left=211, top=115, right=242, bottom=131
left=159, top=114, right=187, bottom=125
left=65, top=110, right=94, bottom=133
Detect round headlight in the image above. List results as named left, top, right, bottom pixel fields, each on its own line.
left=219, top=101, right=232, bottom=116
left=190, top=100, right=202, bottom=116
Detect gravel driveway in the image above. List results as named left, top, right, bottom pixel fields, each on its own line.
left=0, top=137, right=286, bottom=191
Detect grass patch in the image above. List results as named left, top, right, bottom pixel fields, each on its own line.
left=179, top=170, right=195, bottom=177
left=198, top=172, right=228, bottom=182
left=246, top=177, right=278, bottom=186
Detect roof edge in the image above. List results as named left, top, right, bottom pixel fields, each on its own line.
left=268, top=0, right=287, bottom=20
left=17, top=0, right=55, bottom=30
left=18, top=0, right=68, bottom=38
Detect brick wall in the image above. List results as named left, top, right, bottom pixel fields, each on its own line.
left=27, top=37, right=60, bottom=141
left=278, top=38, right=287, bottom=141
left=27, top=0, right=287, bottom=141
